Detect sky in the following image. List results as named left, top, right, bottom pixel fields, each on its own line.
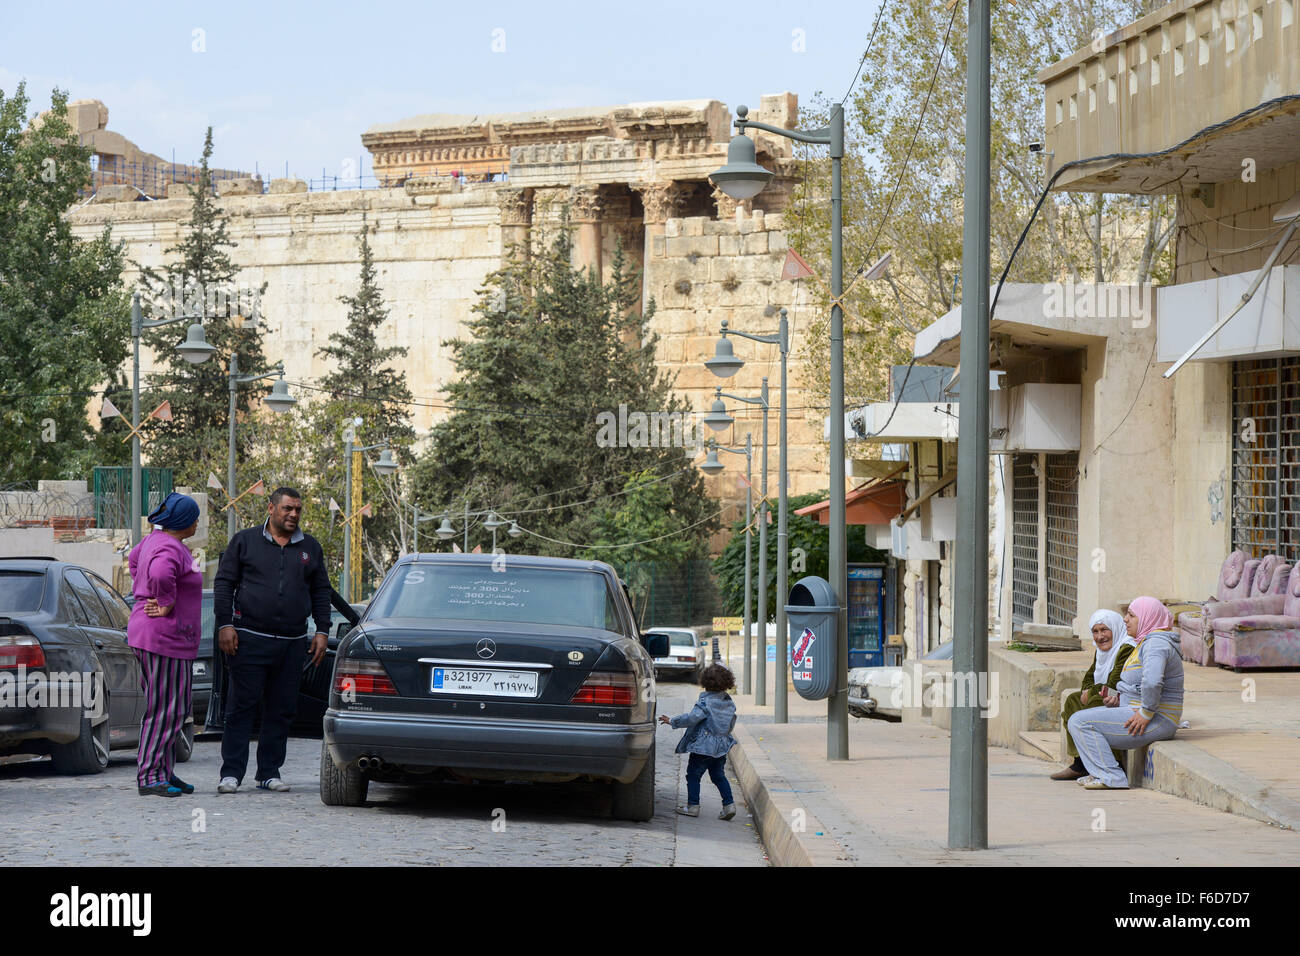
left=1, top=0, right=879, bottom=182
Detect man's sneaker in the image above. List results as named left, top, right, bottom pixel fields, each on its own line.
left=257, top=778, right=291, bottom=792
left=674, top=804, right=700, bottom=817
left=217, top=776, right=238, bottom=794
left=719, top=803, right=737, bottom=820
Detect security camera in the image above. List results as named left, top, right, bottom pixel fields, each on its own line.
left=1027, top=142, right=1044, bottom=153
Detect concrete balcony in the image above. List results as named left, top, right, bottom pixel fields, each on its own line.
left=1039, top=0, right=1300, bottom=193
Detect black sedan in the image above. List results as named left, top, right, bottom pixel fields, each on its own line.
left=319, top=554, right=670, bottom=820
left=0, top=558, right=193, bottom=773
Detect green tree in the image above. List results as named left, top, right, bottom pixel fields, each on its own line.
left=712, top=491, right=886, bottom=619
left=409, top=225, right=717, bottom=560
left=783, top=0, right=1175, bottom=416
left=0, top=83, right=129, bottom=481
left=135, top=128, right=270, bottom=509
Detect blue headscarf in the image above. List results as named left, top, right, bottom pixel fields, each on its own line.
left=148, top=492, right=200, bottom=531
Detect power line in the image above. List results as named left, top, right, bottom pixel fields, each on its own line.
left=840, top=0, right=891, bottom=106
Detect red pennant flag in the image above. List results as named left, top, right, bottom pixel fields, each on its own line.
left=247, top=480, right=265, bottom=496
left=360, top=504, right=373, bottom=518
left=100, top=397, right=122, bottom=420
left=150, top=400, right=173, bottom=422
left=780, top=248, right=815, bottom=281
left=471, top=545, right=483, bottom=554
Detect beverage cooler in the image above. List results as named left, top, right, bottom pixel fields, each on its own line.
left=846, top=563, right=895, bottom=668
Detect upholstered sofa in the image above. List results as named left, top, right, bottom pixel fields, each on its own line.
left=1210, top=563, right=1300, bottom=669
left=1177, top=551, right=1274, bottom=665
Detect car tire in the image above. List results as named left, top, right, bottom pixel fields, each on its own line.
left=50, top=710, right=111, bottom=775
left=319, top=740, right=368, bottom=807
left=611, top=740, right=655, bottom=822
left=172, top=720, right=195, bottom=764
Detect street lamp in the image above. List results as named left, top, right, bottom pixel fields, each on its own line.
left=429, top=505, right=510, bottom=553
left=706, top=310, right=792, bottom=721
left=706, top=379, right=769, bottom=704
left=165, top=318, right=295, bottom=541
left=713, top=104, right=849, bottom=759
left=339, top=425, right=398, bottom=602
left=128, top=294, right=215, bottom=545
left=699, top=436, right=754, bottom=695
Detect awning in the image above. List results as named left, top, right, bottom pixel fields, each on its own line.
left=794, top=469, right=908, bottom=527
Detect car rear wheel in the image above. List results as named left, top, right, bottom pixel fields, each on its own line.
left=611, top=740, right=655, bottom=821
left=172, top=720, right=195, bottom=764
left=50, top=711, right=111, bottom=775
left=319, top=741, right=368, bottom=807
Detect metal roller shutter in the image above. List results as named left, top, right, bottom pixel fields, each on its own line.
left=1232, top=357, right=1300, bottom=560
left=1044, top=452, right=1079, bottom=627
left=1011, top=454, right=1038, bottom=625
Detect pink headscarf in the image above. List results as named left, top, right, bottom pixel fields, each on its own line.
left=1128, top=596, right=1173, bottom=641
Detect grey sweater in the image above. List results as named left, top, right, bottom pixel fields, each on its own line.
left=1115, top=629, right=1185, bottom=723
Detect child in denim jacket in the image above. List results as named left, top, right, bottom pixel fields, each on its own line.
left=659, top=663, right=739, bottom=820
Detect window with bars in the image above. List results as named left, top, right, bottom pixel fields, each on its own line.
left=1044, top=452, right=1080, bottom=627
left=1011, top=454, right=1039, bottom=625
left=1231, top=357, right=1300, bottom=560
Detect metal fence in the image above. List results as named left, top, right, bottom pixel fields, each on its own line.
left=615, top=559, right=721, bottom=628
left=91, top=467, right=173, bottom=530
left=0, top=484, right=95, bottom=530
left=1010, top=454, right=1039, bottom=626
left=86, top=159, right=255, bottom=200
left=1044, top=452, right=1079, bottom=627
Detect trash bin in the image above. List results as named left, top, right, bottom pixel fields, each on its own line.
left=785, top=576, right=839, bottom=701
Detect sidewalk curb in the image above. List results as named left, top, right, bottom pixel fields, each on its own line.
left=1143, top=740, right=1300, bottom=831
left=729, top=721, right=852, bottom=867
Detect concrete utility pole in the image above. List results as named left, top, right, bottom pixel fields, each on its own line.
left=949, top=0, right=991, bottom=850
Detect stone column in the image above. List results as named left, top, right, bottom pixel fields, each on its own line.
left=570, top=185, right=604, bottom=278
left=633, top=181, right=687, bottom=313
left=497, top=188, right=532, bottom=266
left=711, top=185, right=751, bottom=221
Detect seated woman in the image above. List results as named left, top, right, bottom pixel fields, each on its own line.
left=1050, top=609, right=1136, bottom=780
left=1067, top=596, right=1185, bottom=790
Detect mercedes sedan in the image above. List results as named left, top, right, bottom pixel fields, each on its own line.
left=320, top=554, right=669, bottom=820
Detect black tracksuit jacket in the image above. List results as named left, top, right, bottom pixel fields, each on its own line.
left=214, top=522, right=332, bottom=637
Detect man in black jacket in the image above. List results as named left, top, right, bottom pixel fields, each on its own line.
left=213, top=487, right=331, bottom=793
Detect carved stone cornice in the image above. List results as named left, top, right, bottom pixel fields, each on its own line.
left=711, top=186, right=751, bottom=219
left=497, top=188, right=533, bottom=225
left=633, top=181, right=689, bottom=224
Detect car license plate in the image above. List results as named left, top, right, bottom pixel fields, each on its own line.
left=431, top=667, right=538, bottom=698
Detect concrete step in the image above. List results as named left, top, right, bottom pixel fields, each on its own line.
left=1017, top=731, right=1058, bottom=762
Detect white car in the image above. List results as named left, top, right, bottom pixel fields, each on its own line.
left=646, top=626, right=710, bottom=682
left=847, top=641, right=953, bottom=720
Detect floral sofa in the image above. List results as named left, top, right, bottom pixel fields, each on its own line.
left=1177, top=551, right=1275, bottom=665
left=1210, top=562, right=1300, bottom=669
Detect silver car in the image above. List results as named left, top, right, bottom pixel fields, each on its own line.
left=646, top=626, right=710, bottom=682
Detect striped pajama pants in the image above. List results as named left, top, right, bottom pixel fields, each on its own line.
left=134, top=649, right=193, bottom=787
left=1067, top=705, right=1178, bottom=789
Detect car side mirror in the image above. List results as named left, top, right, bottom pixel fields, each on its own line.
left=643, top=633, right=669, bottom=657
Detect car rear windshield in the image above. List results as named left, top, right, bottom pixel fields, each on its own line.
left=374, top=565, right=621, bottom=630
left=668, top=633, right=695, bottom=647
left=0, top=571, right=45, bottom=612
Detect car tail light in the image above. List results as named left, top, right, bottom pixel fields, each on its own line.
left=334, top=658, right=396, bottom=696
left=0, top=634, right=45, bottom=670
left=570, top=671, right=636, bottom=706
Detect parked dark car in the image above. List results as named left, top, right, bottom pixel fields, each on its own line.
left=204, top=602, right=365, bottom=737
left=319, top=554, right=670, bottom=820
left=124, top=589, right=214, bottom=725
left=0, top=558, right=193, bottom=773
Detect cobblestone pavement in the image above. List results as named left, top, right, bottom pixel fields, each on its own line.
left=0, top=685, right=766, bottom=867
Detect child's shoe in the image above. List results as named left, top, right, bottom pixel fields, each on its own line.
left=719, top=803, right=737, bottom=820
left=675, top=805, right=700, bottom=817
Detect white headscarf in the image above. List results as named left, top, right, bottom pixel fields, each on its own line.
left=1088, top=609, right=1136, bottom=687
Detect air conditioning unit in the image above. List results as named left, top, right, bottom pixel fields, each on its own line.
left=989, top=383, right=1081, bottom=453
left=891, top=517, right=941, bottom=560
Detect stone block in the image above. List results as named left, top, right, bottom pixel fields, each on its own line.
left=269, top=178, right=308, bottom=194
left=664, top=218, right=682, bottom=238
left=737, top=216, right=757, bottom=235
left=90, top=184, right=138, bottom=203
left=702, top=219, right=728, bottom=235
left=683, top=217, right=705, bottom=237
left=742, top=232, right=769, bottom=255
left=217, top=177, right=264, bottom=196
left=768, top=230, right=788, bottom=253
left=165, top=182, right=193, bottom=199
left=752, top=210, right=765, bottom=230
left=652, top=235, right=666, bottom=259
left=719, top=234, right=743, bottom=256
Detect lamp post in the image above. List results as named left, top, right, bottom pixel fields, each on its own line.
left=132, top=293, right=216, bottom=545
left=711, top=104, right=849, bottom=758
left=175, top=323, right=296, bottom=541
left=704, top=378, right=769, bottom=705
left=699, top=436, right=753, bottom=691
left=706, top=310, right=790, bottom=720
left=339, top=427, right=398, bottom=602
left=429, top=506, right=510, bottom=553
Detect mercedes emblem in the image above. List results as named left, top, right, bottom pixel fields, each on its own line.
left=476, top=638, right=497, bottom=659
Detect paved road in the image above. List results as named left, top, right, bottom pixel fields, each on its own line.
left=0, top=683, right=766, bottom=867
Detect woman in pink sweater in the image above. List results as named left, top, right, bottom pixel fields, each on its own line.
left=127, top=493, right=202, bottom=797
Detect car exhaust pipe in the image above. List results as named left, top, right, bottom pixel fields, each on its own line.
left=358, top=757, right=372, bottom=770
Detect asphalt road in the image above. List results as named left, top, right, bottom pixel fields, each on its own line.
left=0, top=682, right=766, bottom=867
